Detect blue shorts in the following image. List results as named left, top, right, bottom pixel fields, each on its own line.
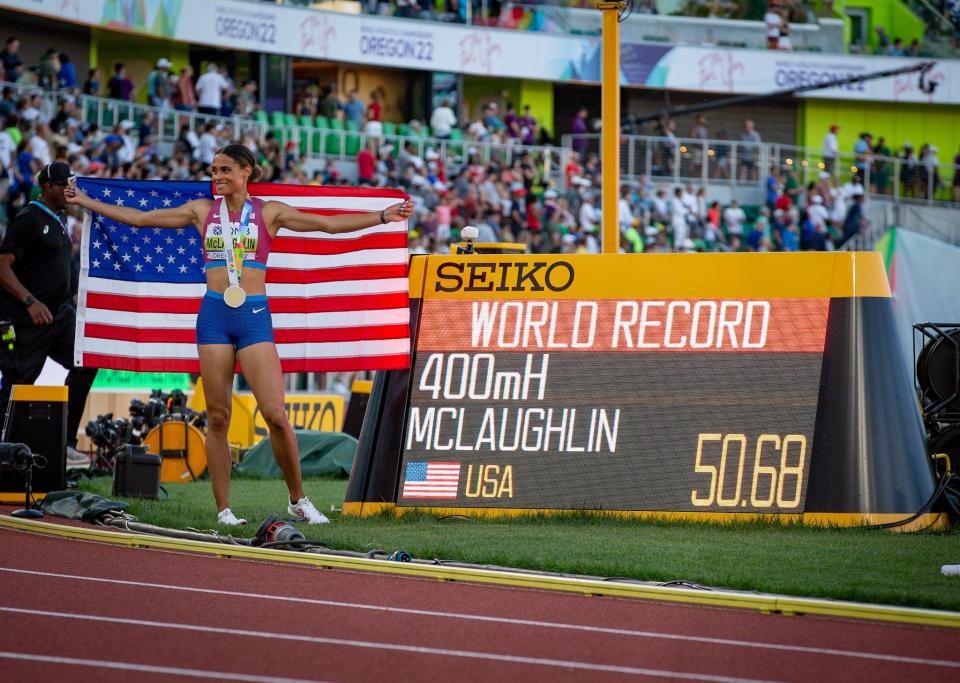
left=196, top=291, right=275, bottom=350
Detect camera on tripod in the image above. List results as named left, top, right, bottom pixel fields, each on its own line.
left=85, top=413, right=132, bottom=452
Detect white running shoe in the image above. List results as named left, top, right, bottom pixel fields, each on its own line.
left=217, top=508, right=248, bottom=526
left=288, top=496, right=330, bottom=525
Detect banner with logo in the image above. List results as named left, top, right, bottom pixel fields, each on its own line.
left=4, top=0, right=959, bottom=104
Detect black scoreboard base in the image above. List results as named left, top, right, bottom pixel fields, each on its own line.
left=344, top=253, right=946, bottom=532
left=0, top=385, right=68, bottom=504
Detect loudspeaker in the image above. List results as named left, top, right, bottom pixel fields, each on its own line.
left=113, top=444, right=161, bottom=499
left=0, top=385, right=67, bottom=503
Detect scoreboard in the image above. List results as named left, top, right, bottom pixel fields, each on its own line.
left=345, top=252, right=941, bottom=527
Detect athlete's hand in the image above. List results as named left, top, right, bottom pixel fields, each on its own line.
left=27, top=300, right=53, bottom=326
left=65, top=183, right=88, bottom=207
left=383, top=201, right=413, bottom=223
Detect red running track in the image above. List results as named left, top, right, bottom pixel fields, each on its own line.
left=0, top=526, right=958, bottom=682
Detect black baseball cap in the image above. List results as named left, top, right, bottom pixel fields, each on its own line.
left=37, top=162, right=75, bottom=185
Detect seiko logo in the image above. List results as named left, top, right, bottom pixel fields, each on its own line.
left=435, top=261, right=575, bottom=293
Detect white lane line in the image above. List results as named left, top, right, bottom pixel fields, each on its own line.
left=1, top=567, right=956, bottom=670
left=0, top=651, right=325, bottom=682
left=0, top=606, right=774, bottom=683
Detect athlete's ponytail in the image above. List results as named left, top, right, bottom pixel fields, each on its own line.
left=216, top=144, right=263, bottom=182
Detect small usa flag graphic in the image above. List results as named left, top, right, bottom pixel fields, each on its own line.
left=401, top=462, right=461, bottom=499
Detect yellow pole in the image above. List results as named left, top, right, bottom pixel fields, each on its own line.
left=598, top=2, right=623, bottom=254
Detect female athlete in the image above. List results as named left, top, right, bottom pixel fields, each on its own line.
left=68, top=144, right=412, bottom=525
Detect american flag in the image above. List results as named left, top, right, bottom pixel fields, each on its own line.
left=75, top=179, right=410, bottom=373
left=401, top=462, right=461, bottom=499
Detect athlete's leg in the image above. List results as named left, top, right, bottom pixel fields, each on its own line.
left=198, top=343, right=237, bottom=512
left=237, top=341, right=303, bottom=503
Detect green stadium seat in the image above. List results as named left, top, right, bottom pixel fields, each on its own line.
left=314, top=115, right=329, bottom=130
left=382, top=122, right=396, bottom=136
left=397, top=123, right=410, bottom=137
left=253, top=110, right=268, bottom=123
left=269, top=111, right=284, bottom=127
left=325, top=118, right=344, bottom=156
left=345, top=120, right=361, bottom=156
left=299, top=114, right=313, bottom=128
left=284, top=113, right=298, bottom=128
left=420, top=125, right=431, bottom=138
left=448, top=128, right=464, bottom=157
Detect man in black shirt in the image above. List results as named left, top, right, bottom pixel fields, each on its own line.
left=0, top=162, right=97, bottom=461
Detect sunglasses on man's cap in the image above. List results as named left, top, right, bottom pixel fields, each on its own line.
left=37, top=162, right=76, bottom=186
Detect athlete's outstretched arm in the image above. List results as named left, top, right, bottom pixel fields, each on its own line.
left=268, top=199, right=413, bottom=234
left=67, top=186, right=205, bottom=229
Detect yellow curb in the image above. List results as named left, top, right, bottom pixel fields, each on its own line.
left=1, top=514, right=957, bottom=629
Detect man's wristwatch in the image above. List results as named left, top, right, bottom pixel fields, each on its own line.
left=23, top=294, right=35, bottom=307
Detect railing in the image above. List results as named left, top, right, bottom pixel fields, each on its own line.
left=1, top=81, right=267, bottom=152
left=273, top=124, right=563, bottom=179
left=562, top=133, right=960, bottom=208
left=562, top=133, right=769, bottom=191
left=3, top=80, right=563, bottom=179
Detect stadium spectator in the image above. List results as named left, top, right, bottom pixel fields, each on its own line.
left=571, top=106, right=588, bottom=155
left=171, top=65, right=194, bottom=111
left=1, top=37, right=21, bottom=83
left=691, top=114, right=708, bottom=175
left=107, top=63, right=134, bottom=101
left=57, top=53, right=77, bottom=89
left=430, top=99, right=457, bottom=139
left=319, top=83, right=341, bottom=119
left=617, top=185, right=634, bottom=233
left=236, top=79, right=257, bottom=118
left=722, top=199, right=745, bottom=238
left=28, top=121, right=52, bottom=165
left=343, top=89, right=365, bottom=127
left=519, top=104, right=538, bottom=145
left=365, top=89, right=383, bottom=137
left=842, top=189, right=866, bottom=243
left=954, top=146, right=960, bottom=203
left=357, top=141, right=376, bottom=186
left=777, top=23, right=793, bottom=50
left=195, top=63, right=229, bottom=116
left=670, top=187, right=689, bottom=248
left=38, top=49, right=59, bottom=90
left=874, top=26, right=891, bottom=53
left=764, top=3, right=783, bottom=49
left=920, top=143, right=941, bottom=197
left=739, top=119, right=761, bottom=180
left=900, top=142, right=918, bottom=196
left=853, top=132, right=873, bottom=183
left=82, top=67, right=101, bottom=96
left=822, top=124, right=839, bottom=175
left=765, top=166, right=781, bottom=211
left=872, top=136, right=892, bottom=194
left=198, top=122, right=219, bottom=165
left=147, top=58, right=172, bottom=108
left=887, top=38, right=906, bottom=57
left=0, top=114, right=13, bottom=173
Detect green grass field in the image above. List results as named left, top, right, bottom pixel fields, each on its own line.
left=73, top=475, right=960, bottom=612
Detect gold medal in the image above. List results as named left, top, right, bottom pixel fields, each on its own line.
left=223, top=285, right=246, bottom=308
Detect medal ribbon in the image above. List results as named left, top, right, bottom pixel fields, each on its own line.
left=218, top=197, right=253, bottom=289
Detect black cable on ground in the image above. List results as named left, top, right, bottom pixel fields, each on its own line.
left=856, top=472, right=960, bottom=531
